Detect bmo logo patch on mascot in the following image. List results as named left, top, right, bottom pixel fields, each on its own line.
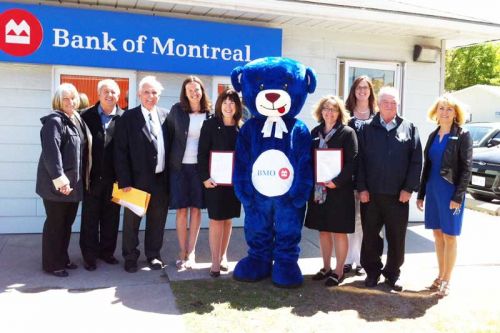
left=0, top=8, right=43, bottom=57
left=252, top=150, right=294, bottom=197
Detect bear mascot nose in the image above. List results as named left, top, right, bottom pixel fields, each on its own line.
left=265, top=92, right=280, bottom=103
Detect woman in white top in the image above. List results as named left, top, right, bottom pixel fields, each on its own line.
left=167, top=76, right=211, bottom=269
left=344, top=75, right=378, bottom=276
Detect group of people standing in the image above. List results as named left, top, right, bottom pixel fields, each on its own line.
left=305, top=76, right=472, bottom=298
left=36, top=75, right=241, bottom=278
left=35, top=73, right=472, bottom=297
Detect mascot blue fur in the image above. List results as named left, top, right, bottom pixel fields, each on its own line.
left=231, top=57, right=316, bottom=288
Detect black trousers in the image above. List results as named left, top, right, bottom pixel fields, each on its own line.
left=360, top=193, right=409, bottom=280
left=122, top=173, right=169, bottom=262
left=42, top=199, right=79, bottom=272
left=80, top=181, right=121, bottom=263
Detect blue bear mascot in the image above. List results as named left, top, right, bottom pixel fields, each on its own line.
left=231, top=57, right=316, bottom=288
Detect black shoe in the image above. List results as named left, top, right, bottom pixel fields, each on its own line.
left=65, top=262, right=78, bottom=270
left=147, top=258, right=163, bottom=270
left=124, top=260, right=138, bottom=273
left=99, top=255, right=119, bottom=265
left=365, top=275, right=380, bottom=287
left=84, top=261, right=97, bottom=271
left=325, top=273, right=344, bottom=287
left=355, top=266, right=365, bottom=276
left=209, top=270, right=221, bottom=278
left=312, top=268, right=333, bottom=281
left=52, top=269, right=69, bottom=277
left=343, top=264, right=352, bottom=274
left=385, top=278, right=403, bottom=292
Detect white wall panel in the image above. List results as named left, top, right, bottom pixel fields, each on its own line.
left=0, top=199, right=37, bottom=217
left=0, top=162, right=37, bottom=181
left=0, top=144, right=41, bottom=162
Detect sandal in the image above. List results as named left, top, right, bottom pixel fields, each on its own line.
left=437, top=280, right=450, bottom=297
left=220, top=259, right=229, bottom=272
left=427, top=277, right=442, bottom=291
left=175, top=259, right=186, bottom=270
left=312, top=268, right=332, bottom=281
left=325, top=273, right=344, bottom=287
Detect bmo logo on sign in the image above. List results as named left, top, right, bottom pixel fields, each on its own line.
left=252, top=150, right=294, bottom=197
left=0, top=9, right=43, bottom=56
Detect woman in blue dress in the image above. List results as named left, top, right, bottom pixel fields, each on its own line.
left=417, top=95, right=473, bottom=297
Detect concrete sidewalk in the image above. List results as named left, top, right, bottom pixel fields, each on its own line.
left=0, top=208, right=499, bottom=333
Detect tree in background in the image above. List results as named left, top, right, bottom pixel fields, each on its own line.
left=445, top=42, right=500, bottom=91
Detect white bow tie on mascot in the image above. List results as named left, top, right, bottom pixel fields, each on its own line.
left=231, top=57, right=316, bottom=288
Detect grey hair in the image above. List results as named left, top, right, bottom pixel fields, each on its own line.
left=378, top=86, right=399, bottom=104
left=138, top=76, right=164, bottom=95
left=97, top=79, right=120, bottom=95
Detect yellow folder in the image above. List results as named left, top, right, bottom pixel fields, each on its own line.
left=111, top=183, right=151, bottom=217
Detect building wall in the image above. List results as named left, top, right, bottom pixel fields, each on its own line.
left=451, top=88, right=500, bottom=123
left=0, top=25, right=444, bottom=233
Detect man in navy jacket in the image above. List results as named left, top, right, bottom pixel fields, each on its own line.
left=80, top=79, right=124, bottom=271
left=357, top=86, right=422, bottom=291
left=114, top=76, right=169, bottom=273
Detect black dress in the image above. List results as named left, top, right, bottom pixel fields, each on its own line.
left=197, top=116, right=241, bottom=220
left=304, top=123, right=358, bottom=233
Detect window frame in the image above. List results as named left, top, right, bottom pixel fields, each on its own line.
left=53, top=66, right=137, bottom=108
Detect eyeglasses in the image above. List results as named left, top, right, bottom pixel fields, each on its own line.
left=356, top=86, right=370, bottom=91
left=321, top=107, right=338, bottom=113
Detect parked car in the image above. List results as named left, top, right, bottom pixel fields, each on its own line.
left=467, top=145, right=500, bottom=202
left=463, top=122, right=500, bottom=150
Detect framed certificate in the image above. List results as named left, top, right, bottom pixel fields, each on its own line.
left=209, top=151, right=235, bottom=186
left=315, top=148, right=343, bottom=184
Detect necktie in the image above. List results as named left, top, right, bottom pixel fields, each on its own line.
left=148, top=113, right=158, bottom=139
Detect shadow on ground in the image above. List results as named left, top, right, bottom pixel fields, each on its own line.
left=170, top=273, right=439, bottom=322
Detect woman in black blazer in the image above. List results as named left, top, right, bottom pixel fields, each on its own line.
left=305, top=95, right=358, bottom=287
left=36, top=83, right=92, bottom=277
left=198, top=89, right=242, bottom=277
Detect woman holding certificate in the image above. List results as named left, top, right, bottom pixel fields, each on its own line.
left=417, top=95, right=472, bottom=297
left=198, top=88, right=242, bottom=277
left=167, top=76, right=211, bottom=270
left=305, top=95, right=358, bottom=287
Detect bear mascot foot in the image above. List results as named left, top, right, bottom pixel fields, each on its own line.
left=233, top=256, right=272, bottom=282
left=272, top=260, right=304, bottom=288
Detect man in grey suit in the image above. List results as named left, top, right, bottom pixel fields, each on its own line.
left=114, top=76, right=169, bottom=273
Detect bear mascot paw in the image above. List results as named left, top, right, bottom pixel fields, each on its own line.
left=231, top=57, right=316, bottom=288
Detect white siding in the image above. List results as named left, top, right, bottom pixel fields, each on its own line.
left=0, top=63, right=51, bottom=233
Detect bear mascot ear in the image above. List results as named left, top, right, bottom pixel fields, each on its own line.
left=231, top=66, right=243, bottom=92
left=306, top=67, right=317, bottom=94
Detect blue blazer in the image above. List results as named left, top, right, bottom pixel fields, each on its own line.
left=114, top=105, right=169, bottom=193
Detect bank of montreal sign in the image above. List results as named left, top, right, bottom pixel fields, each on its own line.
left=0, top=3, right=282, bottom=76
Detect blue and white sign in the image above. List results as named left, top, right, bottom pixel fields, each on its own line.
left=0, top=3, right=282, bottom=75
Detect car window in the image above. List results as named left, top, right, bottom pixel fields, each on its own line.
left=464, top=125, right=492, bottom=147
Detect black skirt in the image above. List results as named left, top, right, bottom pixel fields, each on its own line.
left=305, top=187, right=355, bottom=233
left=204, top=185, right=241, bottom=220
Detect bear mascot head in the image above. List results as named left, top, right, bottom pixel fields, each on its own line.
left=232, top=56, right=316, bottom=122
left=230, top=57, right=316, bottom=288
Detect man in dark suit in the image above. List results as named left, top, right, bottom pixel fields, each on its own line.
left=114, top=76, right=169, bottom=273
left=357, top=86, right=422, bottom=292
left=80, top=79, right=124, bottom=271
